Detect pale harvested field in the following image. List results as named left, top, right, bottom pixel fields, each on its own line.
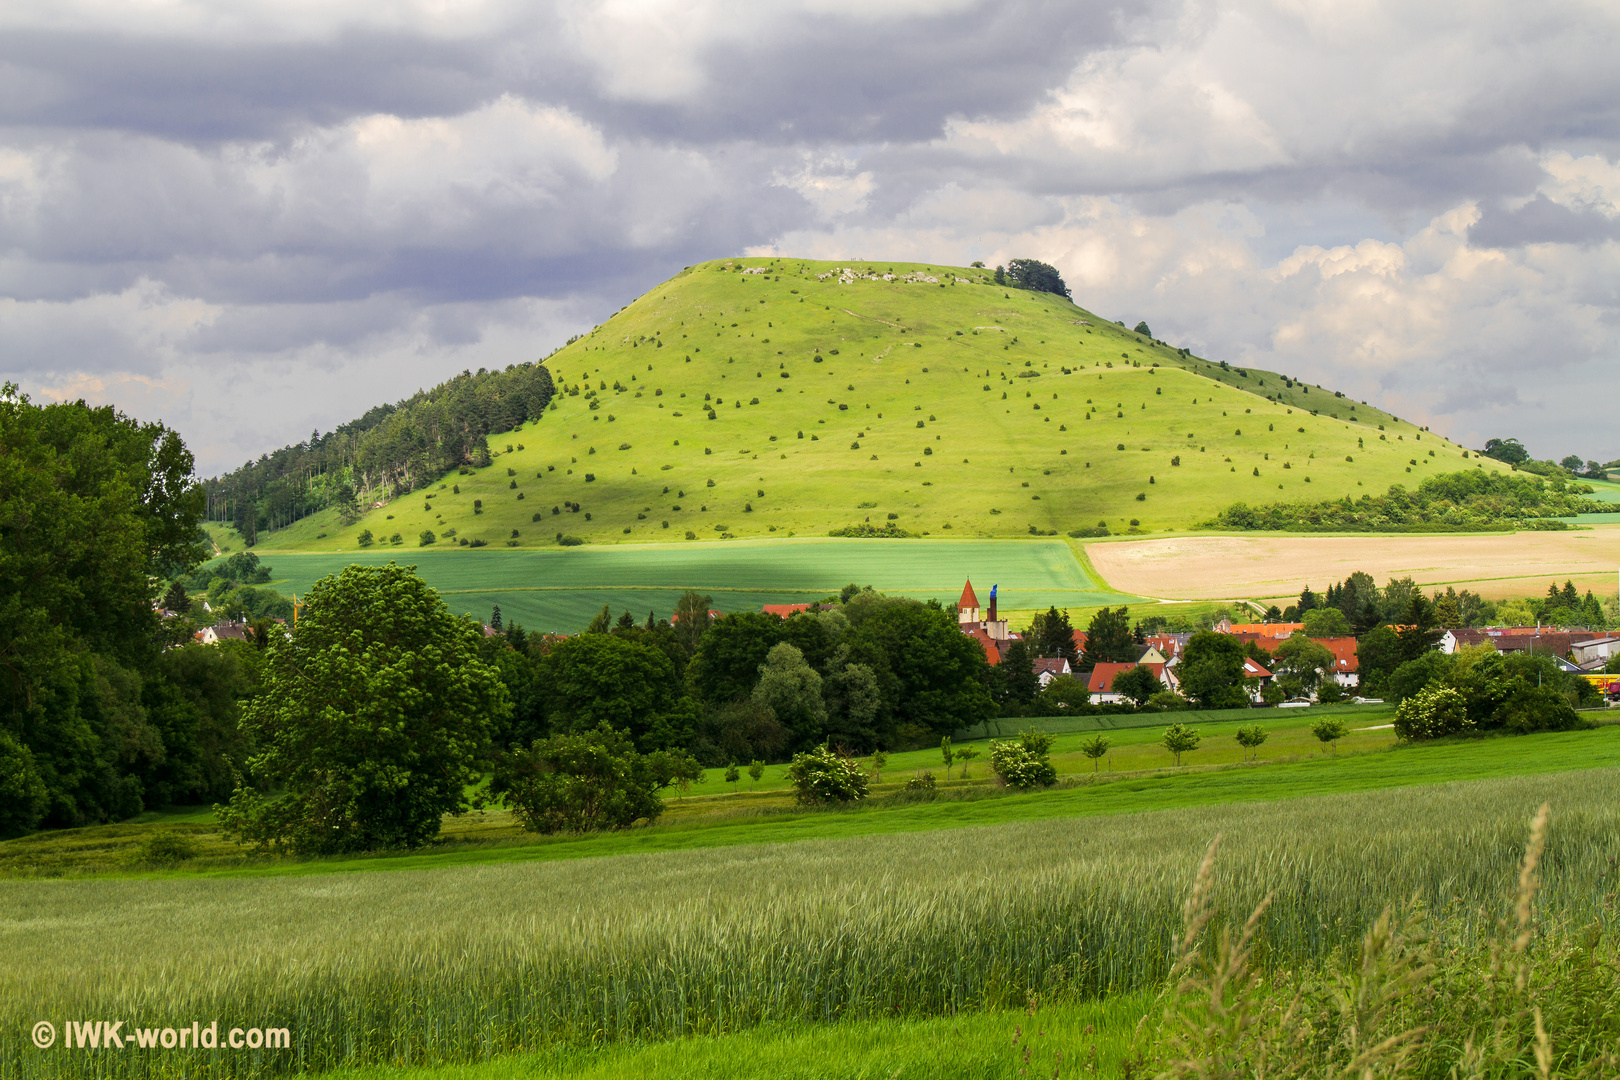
left=1086, top=526, right=1620, bottom=603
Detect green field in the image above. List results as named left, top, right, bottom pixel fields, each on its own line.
left=242, top=536, right=1127, bottom=631
left=8, top=717, right=1617, bottom=882
left=8, top=744, right=1619, bottom=1079
left=245, top=258, right=1495, bottom=556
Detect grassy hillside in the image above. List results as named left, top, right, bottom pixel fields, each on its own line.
left=250, top=257, right=1500, bottom=553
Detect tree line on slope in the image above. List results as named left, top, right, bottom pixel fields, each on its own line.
left=201, top=363, right=555, bottom=544
left=1208, top=469, right=1605, bottom=531
left=1481, top=436, right=1613, bottom=480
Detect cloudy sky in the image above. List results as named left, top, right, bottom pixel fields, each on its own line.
left=3, top=0, right=1617, bottom=475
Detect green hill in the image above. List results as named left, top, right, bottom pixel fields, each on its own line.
left=250, top=258, right=1501, bottom=553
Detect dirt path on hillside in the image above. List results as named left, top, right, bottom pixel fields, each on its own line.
left=1086, top=527, right=1620, bottom=601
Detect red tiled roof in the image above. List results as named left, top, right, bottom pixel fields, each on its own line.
left=1086, top=661, right=1163, bottom=693
left=763, top=603, right=813, bottom=618
left=1242, top=657, right=1272, bottom=678
left=1146, top=634, right=1182, bottom=659
left=1313, top=636, right=1359, bottom=671
left=1449, top=628, right=1588, bottom=655
left=1032, top=657, right=1070, bottom=676
left=965, top=627, right=1001, bottom=665
left=959, top=579, right=980, bottom=611
left=1224, top=622, right=1304, bottom=637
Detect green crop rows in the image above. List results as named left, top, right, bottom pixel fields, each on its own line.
left=248, top=537, right=1124, bottom=630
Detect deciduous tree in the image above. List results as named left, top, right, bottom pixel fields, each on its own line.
left=219, top=563, right=506, bottom=853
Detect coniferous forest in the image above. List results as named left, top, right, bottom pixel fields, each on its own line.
left=202, top=363, right=554, bottom=544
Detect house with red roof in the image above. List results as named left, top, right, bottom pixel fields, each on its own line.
left=1215, top=619, right=1305, bottom=638
left=1313, top=636, right=1360, bottom=687
left=763, top=602, right=815, bottom=618
left=1086, top=660, right=1173, bottom=703
left=966, top=627, right=1002, bottom=665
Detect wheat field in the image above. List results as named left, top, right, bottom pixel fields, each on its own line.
left=5, top=768, right=1618, bottom=1078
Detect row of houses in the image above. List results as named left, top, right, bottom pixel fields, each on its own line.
left=1439, top=627, right=1620, bottom=671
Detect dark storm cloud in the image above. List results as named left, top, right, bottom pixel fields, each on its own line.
left=0, top=1, right=1134, bottom=146
left=0, top=29, right=513, bottom=141
left=2, top=0, right=1618, bottom=472
left=1470, top=194, right=1620, bottom=248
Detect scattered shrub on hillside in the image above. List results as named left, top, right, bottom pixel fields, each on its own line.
left=357, top=529, right=374, bottom=547
left=418, top=530, right=436, bottom=546
left=828, top=522, right=913, bottom=538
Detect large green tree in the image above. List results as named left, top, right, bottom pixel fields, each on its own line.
left=1273, top=633, right=1338, bottom=693
left=492, top=723, right=701, bottom=834
left=688, top=611, right=787, bottom=705
left=1028, top=606, right=1078, bottom=663
left=1, top=385, right=207, bottom=832
left=1178, top=631, right=1250, bottom=708
left=219, top=563, right=507, bottom=853
left=751, top=642, right=828, bottom=751
left=1080, top=606, right=1136, bottom=669
left=845, top=598, right=994, bottom=739
left=1355, top=625, right=1403, bottom=694
left=537, top=633, right=695, bottom=750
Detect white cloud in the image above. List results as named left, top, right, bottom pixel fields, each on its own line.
left=2, top=0, right=1619, bottom=470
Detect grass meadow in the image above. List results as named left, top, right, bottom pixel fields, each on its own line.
left=6, top=718, right=1619, bottom=882
left=6, top=764, right=1620, bottom=1079
left=246, top=258, right=1490, bottom=556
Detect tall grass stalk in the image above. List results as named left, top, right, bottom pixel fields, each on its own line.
left=5, top=769, right=1619, bottom=1078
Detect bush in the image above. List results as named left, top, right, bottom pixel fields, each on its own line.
left=1495, top=684, right=1585, bottom=733
left=493, top=724, right=703, bottom=834
left=785, top=744, right=870, bottom=804
left=418, top=530, right=436, bottom=546
left=557, top=535, right=584, bottom=547
left=989, top=728, right=1057, bottom=788
left=1393, top=685, right=1472, bottom=740
left=135, top=830, right=198, bottom=865
left=1147, top=690, right=1190, bottom=710
left=1316, top=680, right=1346, bottom=703
left=904, top=770, right=937, bottom=795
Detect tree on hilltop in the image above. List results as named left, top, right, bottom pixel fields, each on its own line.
left=1481, top=437, right=1529, bottom=465
left=1005, top=259, right=1071, bottom=299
